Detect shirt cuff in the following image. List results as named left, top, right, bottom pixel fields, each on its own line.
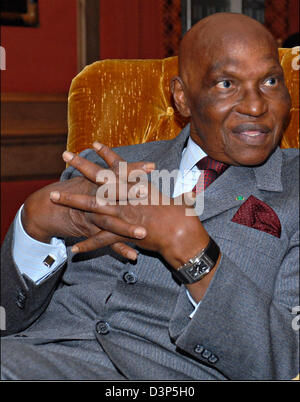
left=13, top=205, right=67, bottom=284
left=186, top=289, right=201, bottom=318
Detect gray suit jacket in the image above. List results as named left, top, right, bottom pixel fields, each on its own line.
left=1, top=125, right=299, bottom=380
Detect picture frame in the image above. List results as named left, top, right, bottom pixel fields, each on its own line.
left=0, top=0, right=39, bottom=27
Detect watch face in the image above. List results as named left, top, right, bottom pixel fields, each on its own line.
left=186, top=260, right=208, bottom=280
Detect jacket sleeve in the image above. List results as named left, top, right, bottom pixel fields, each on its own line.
left=0, top=222, right=66, bottom=336
left=169, top=229, right=299, bottom=380
left=0, top=149, right=97, bottom=336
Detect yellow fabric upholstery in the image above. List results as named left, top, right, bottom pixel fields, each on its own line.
left=66, top=50, right=299, bottom=381
left=67, top=48, right=299, bottom=154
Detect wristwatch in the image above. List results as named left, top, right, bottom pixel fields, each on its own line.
left=172, top=237, right=220, bottom=284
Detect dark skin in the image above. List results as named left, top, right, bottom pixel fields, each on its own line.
left=49, top=146, right=208, bottom=262
left=21, top=153, right=155, bottom=261
left=22, top=13, right=291, bottom=303
left=173, top=14, right=291, bottom=167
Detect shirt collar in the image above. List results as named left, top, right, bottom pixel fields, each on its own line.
left=179, top=136, right=207, bottom=176
left=179, top=131, right=283, bottom=192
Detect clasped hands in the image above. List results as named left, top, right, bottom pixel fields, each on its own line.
left=22, top=142, right=209, bottom=270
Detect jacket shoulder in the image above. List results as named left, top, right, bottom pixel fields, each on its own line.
left=281, top=148, right=299, bottom=164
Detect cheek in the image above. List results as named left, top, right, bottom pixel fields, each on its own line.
left=191, top=95, right=230, bottom=134
left=271, top=92, right=291, bottom=127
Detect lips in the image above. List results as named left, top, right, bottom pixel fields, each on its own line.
left=231, top=123, right=271, bottom=145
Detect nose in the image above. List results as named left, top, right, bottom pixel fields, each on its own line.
left=235, top=87, right=268, bottom=117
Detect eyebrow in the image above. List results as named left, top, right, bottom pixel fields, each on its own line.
left=207, top=58, right=240, bottom=75
left=206, top=57, right=282, bottom=77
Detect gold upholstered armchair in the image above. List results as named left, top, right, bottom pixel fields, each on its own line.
left=66, top=49, right=299, bottom=381
left=67, top=48, right=299, bottom=154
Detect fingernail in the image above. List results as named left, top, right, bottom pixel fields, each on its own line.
left=50, top=191, right=60, bottom=201
left=143, top=163, right=155, bottom=172
left=127, top=251, right=137, bottom=260
left=187, top=191, right=196, bottom=198
left=138, top=185, right=148, bottom=197
left=71, top=245, right=79, bottom=253
left=134, top=228, right=146, bottom=239
left=93, top=141, right=103, bottom=151
left=63, top=151, right=74, bottom=162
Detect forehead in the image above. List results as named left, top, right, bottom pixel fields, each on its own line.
left=189, top=36, right=280, bottom=80
left=206, top=53, right=281, bottom=76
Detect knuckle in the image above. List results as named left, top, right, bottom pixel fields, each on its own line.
left=112, top=160, right=120, bottom=172
left=91, top=235, right=102, bottom=245
left=99, top=215, right=110, bottom=227
left=89, top=197, right=98, bottom=209
left=81, top=234, right=102, bottom=251
left=113, top=242, right=124, bottom=252
left=99, top=144, right=109, bottom=156
left=72, top=155, right=82, bottom=167
left=63, top=192, right=72, bottom=201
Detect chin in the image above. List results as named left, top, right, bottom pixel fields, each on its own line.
left=233, top=150, right=274, bottom=167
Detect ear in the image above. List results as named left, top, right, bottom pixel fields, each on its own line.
left=170, top=76, right=191, bottom=117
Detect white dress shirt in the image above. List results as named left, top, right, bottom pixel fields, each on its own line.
left=13, top=205, right=67, bottom=284
left=12, top=137, right=206, bottom=311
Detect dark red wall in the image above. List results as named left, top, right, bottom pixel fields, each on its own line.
left=99, top=0, right=164, bottom=60
left=1, top=0, right=165, bottom=94
left=1, top=0, right=78, bottom=93
left=2, top=0, right=298, bottom=243
left=288, top=0, right=299, bottom=36
left=1, top=0, right=165, bottom=242
left=2, top=0, right=299, bottom=94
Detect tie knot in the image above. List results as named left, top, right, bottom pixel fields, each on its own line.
left=196, top=156, right=228, bottom=176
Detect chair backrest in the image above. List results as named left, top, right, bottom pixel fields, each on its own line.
left=67, top=48, right=299, bottom=154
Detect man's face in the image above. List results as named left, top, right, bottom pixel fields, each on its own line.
left=183, top=37, right=291, bottom=166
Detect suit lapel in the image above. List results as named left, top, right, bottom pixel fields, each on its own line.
left=198, top=147, right=284, bottom=222
left=146, top=125, right=284, bottom=221
left=199, top=165, right=255, bottom=221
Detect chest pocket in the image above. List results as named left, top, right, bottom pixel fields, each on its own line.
left=204, top=219, right=287, bottom=295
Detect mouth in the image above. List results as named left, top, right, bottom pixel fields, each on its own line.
left=230, top=124, right=271, bottom=145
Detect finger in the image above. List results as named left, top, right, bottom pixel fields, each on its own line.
left=127, top=161, right=156, bottom=175
left=62, top=150, right=105, bottom=183
left=91, top=214, right=146, bottom=239
left=111, top=242, right=138, bottom=260
left=50, top=191, right=118, bottom=215
left=92, top=142, right=125, bottom=171
left=96, top=181, right=149, bottom=201
left=50, top=182, right=148, bottom=210
left=93, top=142, right=155, bottom=175
left=50, top=191, right=147, bottom=240
left=71, top=230, right=125, bottom=254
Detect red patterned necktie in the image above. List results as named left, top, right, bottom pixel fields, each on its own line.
left=193, top=156, right=228, bottom=194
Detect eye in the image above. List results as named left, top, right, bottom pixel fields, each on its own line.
left=216, top=80, right=232, bottom=89
left=264, top=77, right=278, bottom=87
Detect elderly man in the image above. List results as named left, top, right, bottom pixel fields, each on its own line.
left=1, top=13, right=299, bottom=380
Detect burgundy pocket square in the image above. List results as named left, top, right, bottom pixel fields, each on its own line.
left=231, top=195, right=281, bottom=238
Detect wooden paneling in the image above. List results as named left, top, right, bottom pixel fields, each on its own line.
left=77, top=0, right=100, bottom=72
left=1, top=93, right=68, bottom=180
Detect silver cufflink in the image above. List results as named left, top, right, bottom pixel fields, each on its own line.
left=43, top=255, right=55, bottom=268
